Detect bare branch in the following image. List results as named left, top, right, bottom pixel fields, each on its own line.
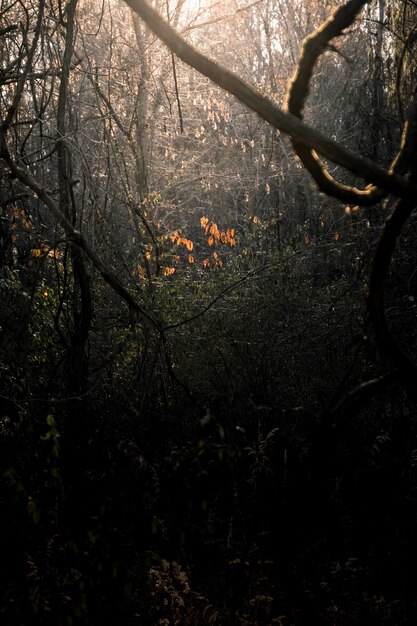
left=1, top=2, right=45, bottom=131
left=121, top=0, right=417, bottom=201
left=287, top=0, right=413, bottom=206
left=0, top=24, right=18, bottom=36
left=0, top=133, right=161, bottom=332
left=182, top=0, right=264, bottom=34
left=368, top=97, right=417, bottom=384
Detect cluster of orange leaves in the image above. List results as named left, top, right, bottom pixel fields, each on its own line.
left=157, top=217, right=237, bottom=276
left=30, top=243, right=59, bottom=259
left=171, top=231, right=194, bottom=252
left=200, top=217, right=236, bottom=247
left=200, top=216, right=236, bottom=269
left=164, top=231, right=195, bottom=274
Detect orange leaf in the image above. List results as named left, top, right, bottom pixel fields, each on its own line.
left=188, top=255, right=195, bottom=264
left=164, top=267, right=176, bottom=276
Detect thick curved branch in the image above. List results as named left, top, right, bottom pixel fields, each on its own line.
left=287, top=0, right=412, bottom=206
left=368, top=95, right=417, bottom=383
left=122, top=0, right=417, bottom=391
left=121, top=0, right=417, bottom=201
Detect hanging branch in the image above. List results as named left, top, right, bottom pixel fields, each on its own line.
left=286, top=0, right=417, bottom=385
left=368, top=96, right=417, bottom=386
left=286, top=0, right=417, bottom=389
left=122, top=0, right=417, bottom=396
left=121, top=0, right=416, bottom=201
left=287, top=0, right=413, bottom=206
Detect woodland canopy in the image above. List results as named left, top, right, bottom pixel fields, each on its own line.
left=1, top=0, right=417, bottom=623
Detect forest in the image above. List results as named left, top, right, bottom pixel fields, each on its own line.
left=1, top=0, right=417, bottom=623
